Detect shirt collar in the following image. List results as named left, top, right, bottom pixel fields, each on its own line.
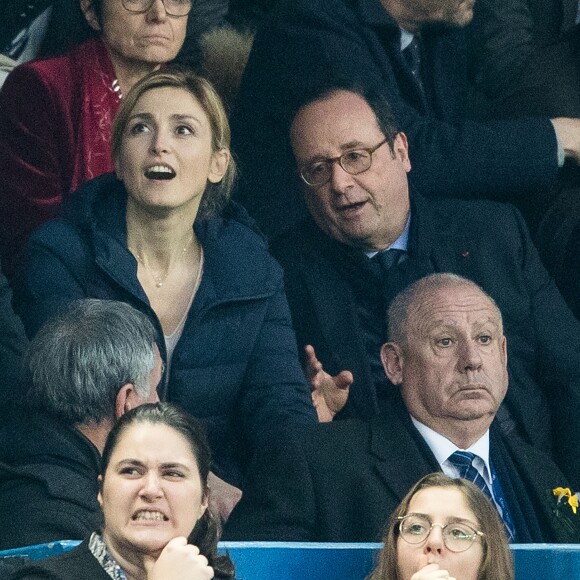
left=411, top=416, right=492, bottom=485
left=366, top=213, right=411, bottom=258
left=400, top=28, right=415, bottom=51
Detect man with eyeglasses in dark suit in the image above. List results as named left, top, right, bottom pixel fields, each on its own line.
left=267, top=81, right=580, bottom=486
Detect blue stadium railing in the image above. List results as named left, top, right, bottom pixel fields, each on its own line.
left=1, top=541, right=579, bottom=578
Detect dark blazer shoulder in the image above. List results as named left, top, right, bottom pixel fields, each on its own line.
left=492, top=429, right=580, bottom=542
left=270, top=219, right=330, bottom=270
left=10, top=541, right=109, bottom=579
left=423, top=196, right=522, bottom=229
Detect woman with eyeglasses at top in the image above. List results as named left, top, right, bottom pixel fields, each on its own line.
left=0, top=0, right=192, bottom=277
left=368, top=473, right=514, bottom=580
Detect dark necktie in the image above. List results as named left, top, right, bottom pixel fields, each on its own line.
left=403, top=37, right=422, bottom=81
left=448, top=451, right=516, bottom=541
left=374, top=248, right=404, bottom=273
left=402, top=37, right=427, bottom=109
left=373, top=248, right=406, bottom=306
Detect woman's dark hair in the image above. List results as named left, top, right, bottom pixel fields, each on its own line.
left=101, top=403, right=235, bottom=578
left=368, top=473, right=514, bottom=580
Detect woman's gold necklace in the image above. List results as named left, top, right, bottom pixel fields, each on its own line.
left=130, top=234, right=194, bottom=288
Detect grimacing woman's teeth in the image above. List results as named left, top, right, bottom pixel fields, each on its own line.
left=134, top=511, right=166, bottom=521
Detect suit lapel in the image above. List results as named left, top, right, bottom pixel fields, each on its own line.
left=369, top=405, right=439, bottom=500
left=494, top=429, right=580, bottom=542
left=302, top=253, right=380, bottom=418
left=561, top=0, right=578, bottom=32
left=409, top=194, right=477, bottom=281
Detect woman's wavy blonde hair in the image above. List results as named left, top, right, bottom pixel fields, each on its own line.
left=111, top=65, right=236, bottom=218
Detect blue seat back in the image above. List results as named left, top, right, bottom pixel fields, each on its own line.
left=2, top=540, right=580, bottom=578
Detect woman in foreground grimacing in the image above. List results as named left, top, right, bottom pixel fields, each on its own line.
left=368, top=473, right=514, bottom=580
left=12, top=403, right=235, bottom=579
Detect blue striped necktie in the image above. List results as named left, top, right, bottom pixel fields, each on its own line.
left=448, top=450, right=515, bottom=541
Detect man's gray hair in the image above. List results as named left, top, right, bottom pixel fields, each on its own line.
left=26, top=299, right=158, bottom=425
left=387, top=273, right=502, bottom=344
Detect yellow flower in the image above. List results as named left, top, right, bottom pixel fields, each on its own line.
left=553, top=487, right=572, bottom=498
left=569, top=494, right=579, bottom=515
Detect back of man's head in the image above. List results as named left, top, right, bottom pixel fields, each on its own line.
left=26, top=299, right=158, bottom=426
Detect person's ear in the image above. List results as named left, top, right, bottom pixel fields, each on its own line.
left=207, top=148, right=230, bottom=184
left=80, top=0, right=101, bottom=31
left=393, top=131, right=411, bottom=173
left=381, top=342, right=404, bottom=385
left=97, top=474, right=104, bottom=508
left=392, top=132, right=411, bottom=172
left=198, top=493, right=209, bottom=520
left=501, top=335, right=507, bottom=362
left=500, top=334, right=509, bottom=386
left=115, top=383, right=136, bottom=419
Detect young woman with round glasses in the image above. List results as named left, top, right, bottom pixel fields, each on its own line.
left=368, top=473, right=514, bottom=580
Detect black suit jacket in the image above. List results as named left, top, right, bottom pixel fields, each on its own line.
left=10, top=541, right=110, bottom=580
left=0, top=406, right=101, bottom=550
left=469, top=0, right=580, bottom=118
left=224, top=399, right=580, bottom=543
left=271, top=195, right=580, bottom=484
left=231, top=0, right=558, bottom=238
left=0, top=261, right=27, bottom=400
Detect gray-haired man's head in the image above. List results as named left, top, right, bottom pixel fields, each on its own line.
left=26, top=299, right=161, bottom=426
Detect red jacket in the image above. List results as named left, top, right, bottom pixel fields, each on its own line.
left=0, top=37, right=119, bottom=276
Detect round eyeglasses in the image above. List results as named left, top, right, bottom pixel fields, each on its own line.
left=121, top=0, right=192, bottom=17
left=299, top=138, right=388, bottom=187
left=397, top=514, right=485, bottom=553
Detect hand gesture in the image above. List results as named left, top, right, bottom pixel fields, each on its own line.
left=551, top=117, right=580, bottom=164
left=305, top=344, right=353, bottom=422
left=410, top=563, right=456, bottom=580
left=145, top=537, right=214, bottom=580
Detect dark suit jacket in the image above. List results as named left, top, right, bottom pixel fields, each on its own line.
left=14, top=174, right=316, bottom=487
left=0, top=261, right=26, bottom=400
left=271, top=195, right=580, bottom=484
left=231, top=0, right=558, bottom=238
left=0, top=0, right=52, bottom=51
left=0, top=406, right=101, bottom=550
left=469, top=0, right=580, bottom=118
left=10, top=541, right=111, bottom=580
left=224, top=399, right=580, bottom=543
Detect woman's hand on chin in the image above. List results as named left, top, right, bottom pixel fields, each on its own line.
left=144, top=536, right=214, bottom=580
left=410, top=563, right=456, bottom=580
